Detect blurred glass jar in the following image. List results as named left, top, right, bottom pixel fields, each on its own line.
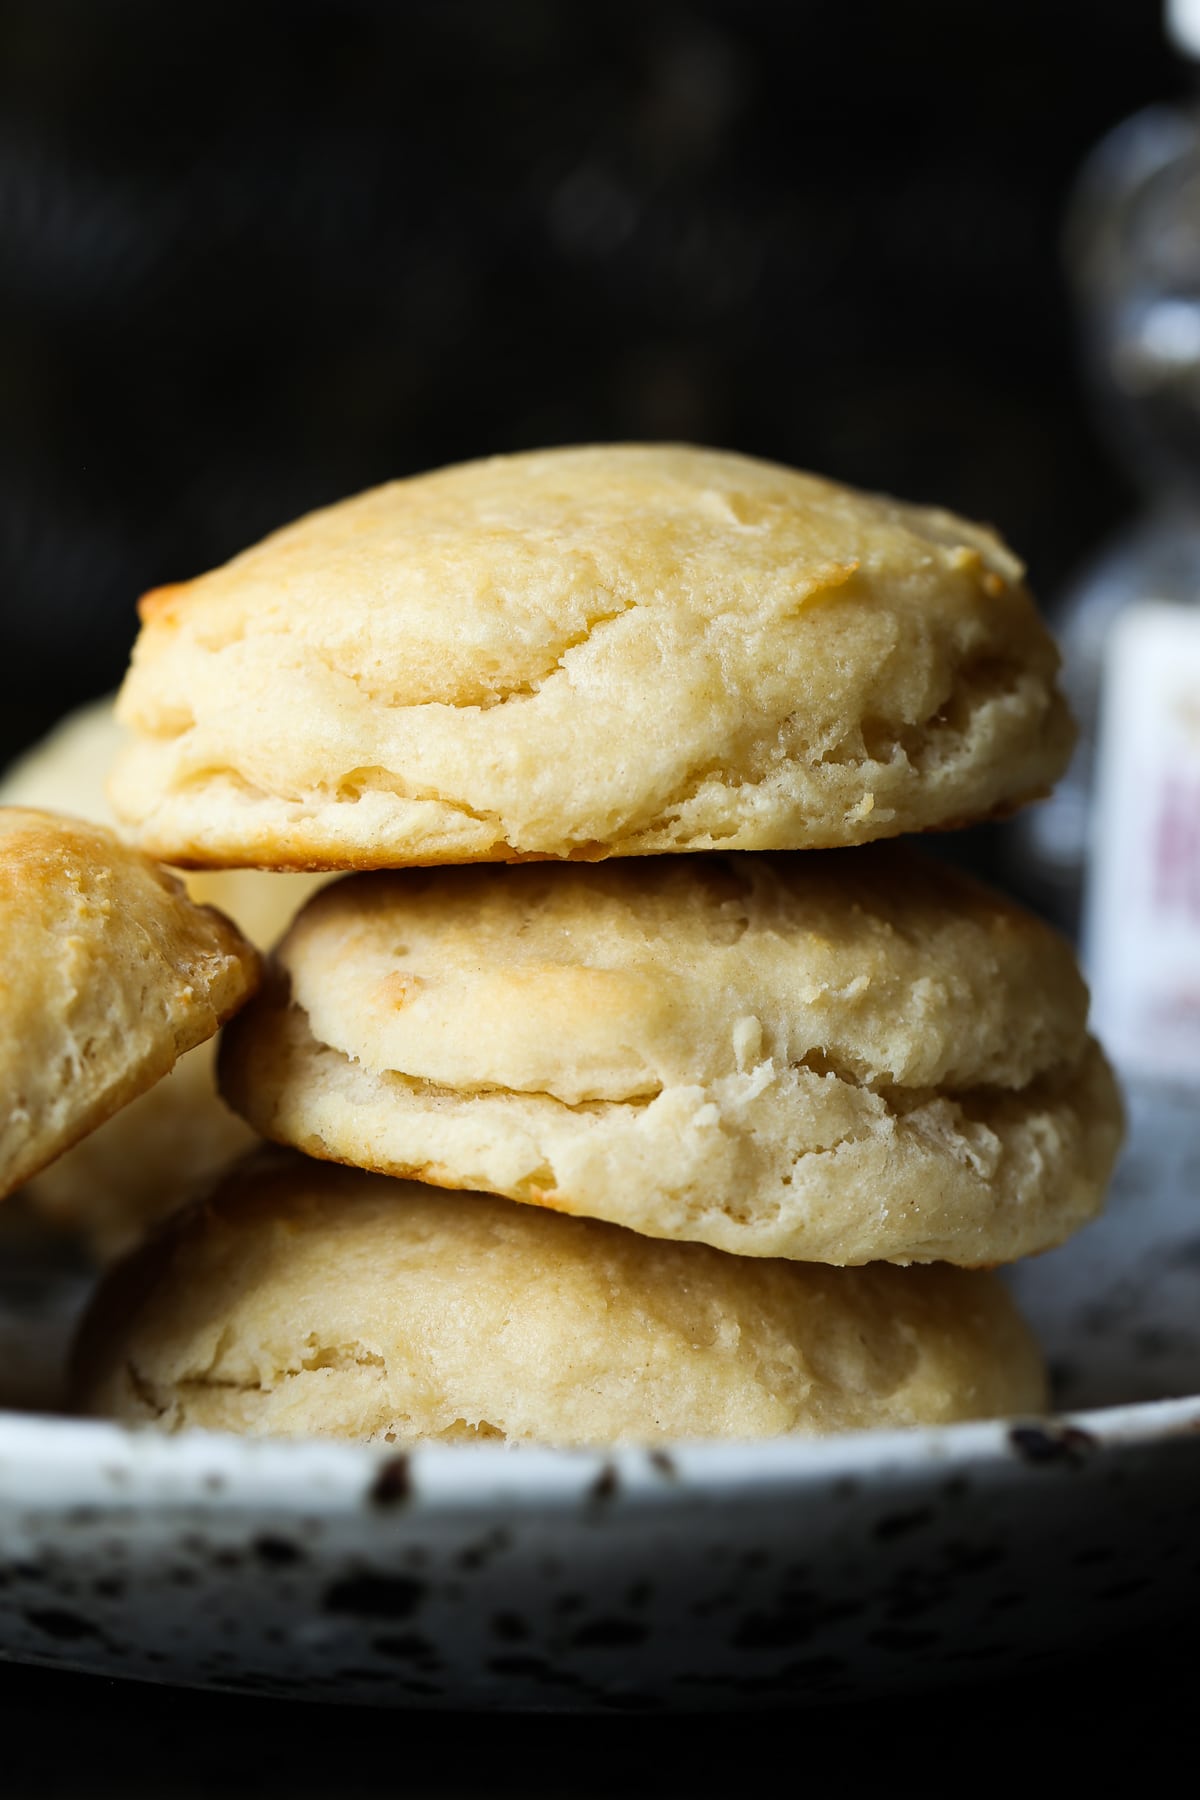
left=1016, top=2, right=1200, bottom=1086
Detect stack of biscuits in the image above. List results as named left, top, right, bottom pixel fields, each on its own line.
left=2, top=445, right=1124, bottom=1448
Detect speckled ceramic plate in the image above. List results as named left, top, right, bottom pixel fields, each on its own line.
left=0, top=1081, right=1196, bottom=1711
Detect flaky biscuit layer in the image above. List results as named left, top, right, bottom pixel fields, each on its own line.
left=74, top=1151, right=1048, bottom=1445
left=112, top=444, right=1073, bottom=867
left=0, top=808, right=260, bottom=1202
left=220, top=850, right=1123, bottom=1265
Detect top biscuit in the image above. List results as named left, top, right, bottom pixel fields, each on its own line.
left=110, top=444, right=1073, bottom=868
left=0, top=808, right=260, bottom=1201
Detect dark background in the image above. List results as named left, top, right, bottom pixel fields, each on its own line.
left=0, top=0, right=1181, bottom=773
left=2, top=1619, right=1195, bottom=1796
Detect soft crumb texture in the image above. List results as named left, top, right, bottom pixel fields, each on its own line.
left=110, top=443, right=1074, bottom=868
left=24, top=1041, right=256, bottom=1260
left=0, top=700, right=325, bottom=1253
left=73, top=1151, right=1049, bottom=1445
left=0, top=808, right=261, bottom=1202
left=220, top=848, right=1124, bottom=1266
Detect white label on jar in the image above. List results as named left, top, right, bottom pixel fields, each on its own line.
left=1084, top=600, right=1200, bottom=1080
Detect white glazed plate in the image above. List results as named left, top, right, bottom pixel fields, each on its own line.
left=0, top=1082, right=1196, bottom=1711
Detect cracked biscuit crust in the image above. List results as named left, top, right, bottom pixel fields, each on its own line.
left=73, top=1150, right=1048, bottom=1444
left=111, top=444, right=1074, bottom=868
left=0, top=808, right=261, bottom=1202
left=219, top=850, right=1124, bottom=1265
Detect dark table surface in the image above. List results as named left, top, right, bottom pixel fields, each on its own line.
left=5, top=1614, right=1193, bottom=1798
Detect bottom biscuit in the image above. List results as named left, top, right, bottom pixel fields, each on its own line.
left=72, top=1150, right=1047, bottom=1446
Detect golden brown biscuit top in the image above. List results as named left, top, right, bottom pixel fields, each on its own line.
left=73, top=1150, right=1048, bottom=1444
left=0, top=805, right=244, bottom=981
left=127, top=443, right=1029, bottom=708
left=0, top=807, right=260, bottom=1198
left=109, top=444, right=1073, bottom=868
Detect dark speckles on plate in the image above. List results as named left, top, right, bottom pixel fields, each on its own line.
left=372, top=1632, right=441, bottom=1665
left=24, top=1607, right=103, bottom=1642
left=456, top=1528, right=512, bottom=1572
left=323, top=1573, right=426, bottom=1621
left=1009, top=1422, right=1098, bottom=1466
left=872, top=1508, right=934, bottom=1542
left=569, top=1617, right=649, bottom=1650
left=588, top=1464, right=620, bottom=1504
left=252, top=1535, right=305, bottom=1568
left=368, top=1455, right=413, bottom=1507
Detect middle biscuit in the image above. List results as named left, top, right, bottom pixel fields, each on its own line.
left=219, top=846, right=1123, bottom=1268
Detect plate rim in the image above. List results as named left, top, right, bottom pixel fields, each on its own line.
left=0, top=1391, right=1197, bottom=1519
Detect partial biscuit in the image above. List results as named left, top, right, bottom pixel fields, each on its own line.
left=220, top=848, right=1123, bottom=1267
left=0, top=696, right=129, bottom=825
left=0, top=692, right=328, bottom=944
left=73, top=1150, right=1048, bottom=1445
left=21, top=1043, right=255, bottom=1260
left=111, top=444, right=1073, bottom=868
left=0, top=808, right=260, bottom=1203
left=0, top=702, right=324, bottom=1253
